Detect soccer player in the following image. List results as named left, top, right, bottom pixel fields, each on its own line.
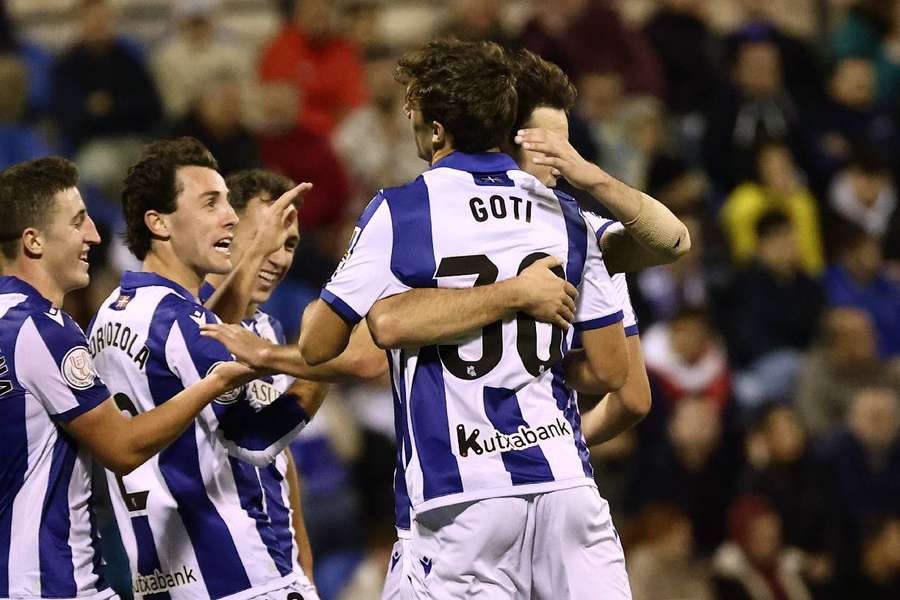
left=88, top=138, right=321, bottom=600
left=373, top=50, right=689, bottom=599
left=298, top=40, right=631, bottom=599
left=0, top=157, right=255, bottom=600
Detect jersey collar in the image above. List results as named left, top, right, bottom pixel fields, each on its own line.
left=0, top=275, right=52, bottom=309
left=430, top=151, right=518, bottom=173
left=120, top=271, right=199, bottom=303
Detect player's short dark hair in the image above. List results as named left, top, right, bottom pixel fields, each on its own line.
left=225, top=169, right=296, bottom=214
left=510, top=49, right=577, bottom=135
left=755, top=210, right=792, bottom=239
left=0, top=157, right=78, bottom=259
left=121, top=137, right=218, bottom=260
left=396, top=38, right=517, bottom=153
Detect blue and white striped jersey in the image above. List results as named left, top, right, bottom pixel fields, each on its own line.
left=88, top=272, right=308, bottom=600
left=0, top=276, right=114, bottom=600
left=198, top=284, right=302, bottom=579
left=323, top=152, right=625, bottom=513
left=582, top=214, right=640, bottom=337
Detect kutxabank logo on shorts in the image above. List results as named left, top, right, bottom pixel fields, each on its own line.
left=132, top=566, right=197, bottom=594
left=455, top=418, right=572, bottom=458
left=60, top=346, right=97, bottom=390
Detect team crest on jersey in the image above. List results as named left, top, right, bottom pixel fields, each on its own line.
left=206, top=362, right=245, bottom=404
left=113, top=294, right=132, bottom=310
left=60, top=346, right=97, bottom=390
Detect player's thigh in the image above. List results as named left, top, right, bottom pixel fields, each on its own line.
left=531, top=487, right=631, bottom=600
left=382, top=538, right=412, bottom=600
left=408, top=497, right=532, bottom=600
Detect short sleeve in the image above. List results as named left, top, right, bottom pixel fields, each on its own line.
left=612, top=273, right=639, bottom=336
left=574, top=215, right=624, bottom=331
left=321, top=194, right=411, bottom=323
left=16, top=314, right=110, bottom=422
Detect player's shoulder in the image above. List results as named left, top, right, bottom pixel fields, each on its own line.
left=251, top=309, right=287, bottom=345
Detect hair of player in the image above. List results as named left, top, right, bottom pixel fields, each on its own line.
left=121, top=137, right=218, bottom=260
left=225, top=169, right=297, bottom=215
left=395, top=38, right=517, bottom=154
left=0, top=156, right=79, bottom=260
left=510, top=49, right=577, bottom=135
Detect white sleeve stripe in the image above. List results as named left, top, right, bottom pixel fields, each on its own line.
left=15, top=317, right=80, bottom=415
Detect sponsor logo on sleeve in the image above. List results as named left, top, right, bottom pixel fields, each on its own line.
left=60, top=346, right=97, bottom=390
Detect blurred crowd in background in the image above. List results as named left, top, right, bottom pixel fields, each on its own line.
left=2, top=0, right=900, bottom=598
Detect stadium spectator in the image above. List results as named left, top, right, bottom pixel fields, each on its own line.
left=51, top=0, right=162, bottom=196
left=703, top=38, right=802, bottom=193
left=847, top=515, right=900, bottom=599
left=720, top=140, right=824, bottom=275
left=258, top=0, right=368, bottom=137
left=630, top=396, right=741, bottom=555
left=711, top=494, right=816, bottom=600
left=831, top=0, right=900, bottom=104
left=642, top=0, right=718, bottom=115
left=625, top=504, right=715, bottom=600
left=519, top=0, right=664, bottom=97
left=0, top=0, right=52, bottom=118
left=795, top=306, right=900, bottom=436
left=825, top=154, right=899, bottom=256
left=642, top=307, right=731, bottom=409
left=439, top=0, right=515, bottom=48
left=819, top=387, right=900, bottom=561
left=171, top=70, right=261, bottom=176
left=331, top=47, right=422, bottom=196
left=0, top=54, right=50, bottom=170
left=805, top=57, right=898, bottom=189
left=825, top=225, right=900, bottom=358
left=151, top=0, right=252, bottom=122
left=739, top=405, right=836, bottom=557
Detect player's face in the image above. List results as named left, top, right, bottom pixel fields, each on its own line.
left=518, top=106, right=569, bottom=187
left=408, top=107, right=435, bottom=162
left=230, top=196, right=300, bottom=305
left=167, top=166, right=237, bottom=277
left=41, top=187, right=101, bottom=293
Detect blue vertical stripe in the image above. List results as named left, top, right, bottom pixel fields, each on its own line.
left=384, top=177, right=438, bottom=288
left=408, top=347, right=463, bottom=501
left=555, top=192, right=588, bottom=288
left=131, top=515, right=170, bottom=600
left=257, top=465, right=296, bottom=572
left=482, top=387, right=554, bottom=485
left=550, top=365, right=593, bottom=477
left=0, top=393, right=26, bottom=597
left=39, top=435, right=77, bottom=597
left=86, top=494, right=105, bottom=587
left=146, top=302, right=251, bottom=599
left=228, top=457, right=292, bottom=577
left=386, top=352, right=411, bottom=530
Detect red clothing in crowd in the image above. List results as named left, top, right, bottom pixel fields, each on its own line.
left=258, top=25, right=368, bottom=137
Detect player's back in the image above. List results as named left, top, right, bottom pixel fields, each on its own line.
left=324, top=152, right=623, bottom=513
left=89, top=272, right=298, bottom=600
left=0, top=276, right=113, bottom=600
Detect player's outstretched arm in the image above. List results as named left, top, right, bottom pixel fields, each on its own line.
left=366, top=256, right=577, bottom=349
left=575, top=335, right=651, bottom=445
left=201, top=320, right=386, bottom=381
left=297, top=298, right=358, bottom=366
left=566, top=323, right=629, bottom=396
left=205, top=183, right=311, bottom=323
left=62, top=361, right=260, bottom=476
left=516, top=128, right=690, bottom=272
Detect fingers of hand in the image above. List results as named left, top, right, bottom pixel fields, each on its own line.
left=535, top=255, right=563, bottom=269
left=552, top=315, right=570, bottom=329
left=559, top=305, right=575, bottom=323
left=564, top=281, right=578, bottom=299
left=562, top=293, right=576, bottom=313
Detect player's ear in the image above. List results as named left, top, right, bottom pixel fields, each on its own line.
left=432, top=120, right=447, bottom=147
left=144, top=210, right=171, bottom=241
left=21, top=227, right=44, bottom=258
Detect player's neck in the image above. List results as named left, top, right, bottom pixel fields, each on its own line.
left=430, top=145, right=502, bottom=166
left=142, top=250, right=204, bottom=299
left=3, top=261, right=66, bottom=307
left=244, top=302, right=259, bottom=321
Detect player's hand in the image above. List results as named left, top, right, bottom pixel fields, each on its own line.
left=200, top=323, right=277, bottom=370
left=513, top=256, right=578, bottom=329
left=207, top=360, right=265, bottom=390
left=253, top=182, right=313, bottom=255
left=515, top=128, right=602, bottom=191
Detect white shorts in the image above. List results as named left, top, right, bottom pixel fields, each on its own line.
left=381, top=537, right=412, bottom=600
left=248, top=572, right=320, bottom=600
left=407, top=486, right=631, bottom=600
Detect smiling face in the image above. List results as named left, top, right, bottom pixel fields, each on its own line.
left=164, top=166, right=237, bottom=278
left=231, top=195, right=300, bottom=306
left=40, top=186, right=101, bottom=294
